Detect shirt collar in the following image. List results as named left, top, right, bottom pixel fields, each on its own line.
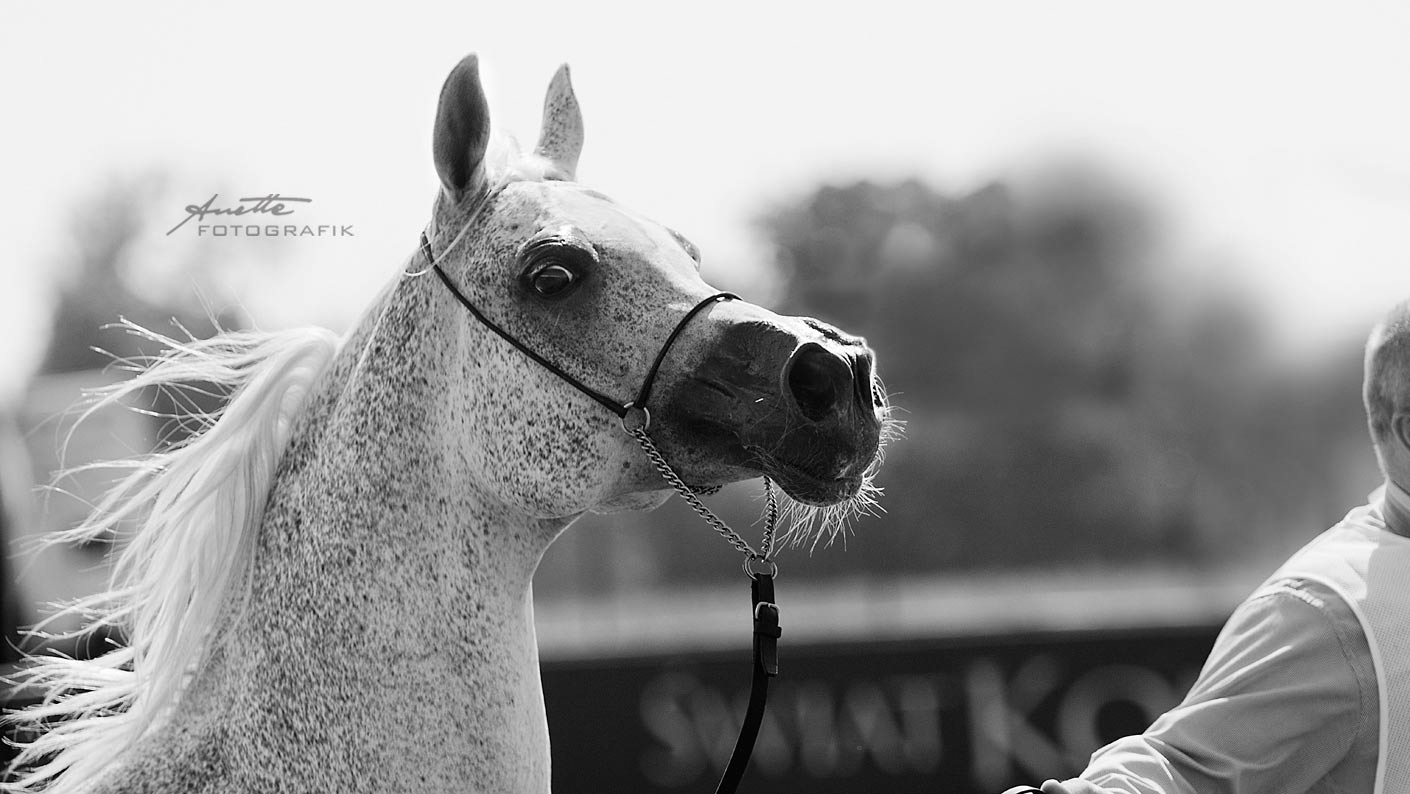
left=1380, top=479, right=1410, bottom=538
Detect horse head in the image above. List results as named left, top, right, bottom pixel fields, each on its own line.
left=424, top=54, right=890, bottom=533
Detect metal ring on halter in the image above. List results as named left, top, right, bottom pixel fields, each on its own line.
left=742, top=555, right=779, bottom=580
left=620, top=403, right=650, bottom=434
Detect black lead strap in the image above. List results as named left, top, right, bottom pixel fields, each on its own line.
left=715, top=571, right=781, bottom=794
left=421, top=230, right=777, bottom=794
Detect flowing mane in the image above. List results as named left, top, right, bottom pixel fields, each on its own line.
left=5, top=323, right=339, bottom=793
left=4, top=140, right=568, bottom=793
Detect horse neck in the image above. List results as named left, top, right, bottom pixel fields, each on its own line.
left=191, top=275, right=564, bottom=792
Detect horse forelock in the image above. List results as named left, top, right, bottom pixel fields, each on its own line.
left=4, top=323, right=340, bottom=794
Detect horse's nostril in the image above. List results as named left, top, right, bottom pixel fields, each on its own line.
left=787, top=343, right=851, bottom=422
left=847, top=349, right=874, bottom=410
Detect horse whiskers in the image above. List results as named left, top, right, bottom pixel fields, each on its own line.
left=766, top=465, right=878, bottom=554
left=754, top=401, right=904, bottom=554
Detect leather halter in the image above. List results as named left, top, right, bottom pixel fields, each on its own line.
left=421, top=231, right=737, bottom=426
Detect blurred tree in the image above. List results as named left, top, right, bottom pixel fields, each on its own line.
left=0, top=412, right=32, bottom=662
left=540, top=161, right=1378, bottom=598
left=36, top=172, right=248, bottom=447
left=748, top=164, right=1376, bottom=576
left=753, top=169, right=1175, bottom=572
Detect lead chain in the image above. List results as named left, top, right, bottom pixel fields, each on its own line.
left=626, top=426, right=778, bottom=576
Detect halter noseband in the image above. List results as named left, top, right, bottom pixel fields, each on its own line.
left=421, top=230, right=737, bottom=428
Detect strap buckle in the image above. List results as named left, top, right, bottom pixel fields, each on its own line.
left=753, top=601, right=781, bottom=677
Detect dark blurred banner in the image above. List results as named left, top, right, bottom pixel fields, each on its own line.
left=543, top=624, right=1217, bottom=794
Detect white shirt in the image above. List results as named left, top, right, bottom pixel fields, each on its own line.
left=1063, top=482, right=1410, bottom=794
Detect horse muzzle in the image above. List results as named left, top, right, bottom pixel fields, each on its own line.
left=654, top=303, right=886, bottom=506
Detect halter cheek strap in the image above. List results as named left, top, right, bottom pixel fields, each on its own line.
left=422, top=230, right=737, bottom=423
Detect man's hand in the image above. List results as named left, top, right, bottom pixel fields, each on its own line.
left=1041, top=779, right=1106, bottom=794
left=1002, top=779, right=1107, bottom=794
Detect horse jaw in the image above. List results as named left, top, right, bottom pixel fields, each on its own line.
left=589, top=488, right=673, bottom=514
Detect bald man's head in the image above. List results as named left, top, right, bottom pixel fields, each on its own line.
left=1364, top=301, right=1410, bottom=479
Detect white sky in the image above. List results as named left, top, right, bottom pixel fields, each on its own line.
left=2, top=1, right=1408, bottom=402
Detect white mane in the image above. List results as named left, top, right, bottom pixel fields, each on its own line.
left=4, top=321, right=339, bottom=794
left=4, top=145, right=533, bottom=788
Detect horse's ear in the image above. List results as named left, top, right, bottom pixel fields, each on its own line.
left=433, top=54, right=492, bottom=202
left=534, top=64, right=583, bottom=180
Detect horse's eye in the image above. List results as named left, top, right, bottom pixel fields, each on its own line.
left=519, top=231, right=593, bottom=299
left=528, top=262, right=579, bottom=298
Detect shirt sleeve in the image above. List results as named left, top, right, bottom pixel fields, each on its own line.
left=1074, top=578, right=1374, bottom=794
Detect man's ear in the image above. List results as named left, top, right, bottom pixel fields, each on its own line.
left=1391, top=412, right=1410, bottom=457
